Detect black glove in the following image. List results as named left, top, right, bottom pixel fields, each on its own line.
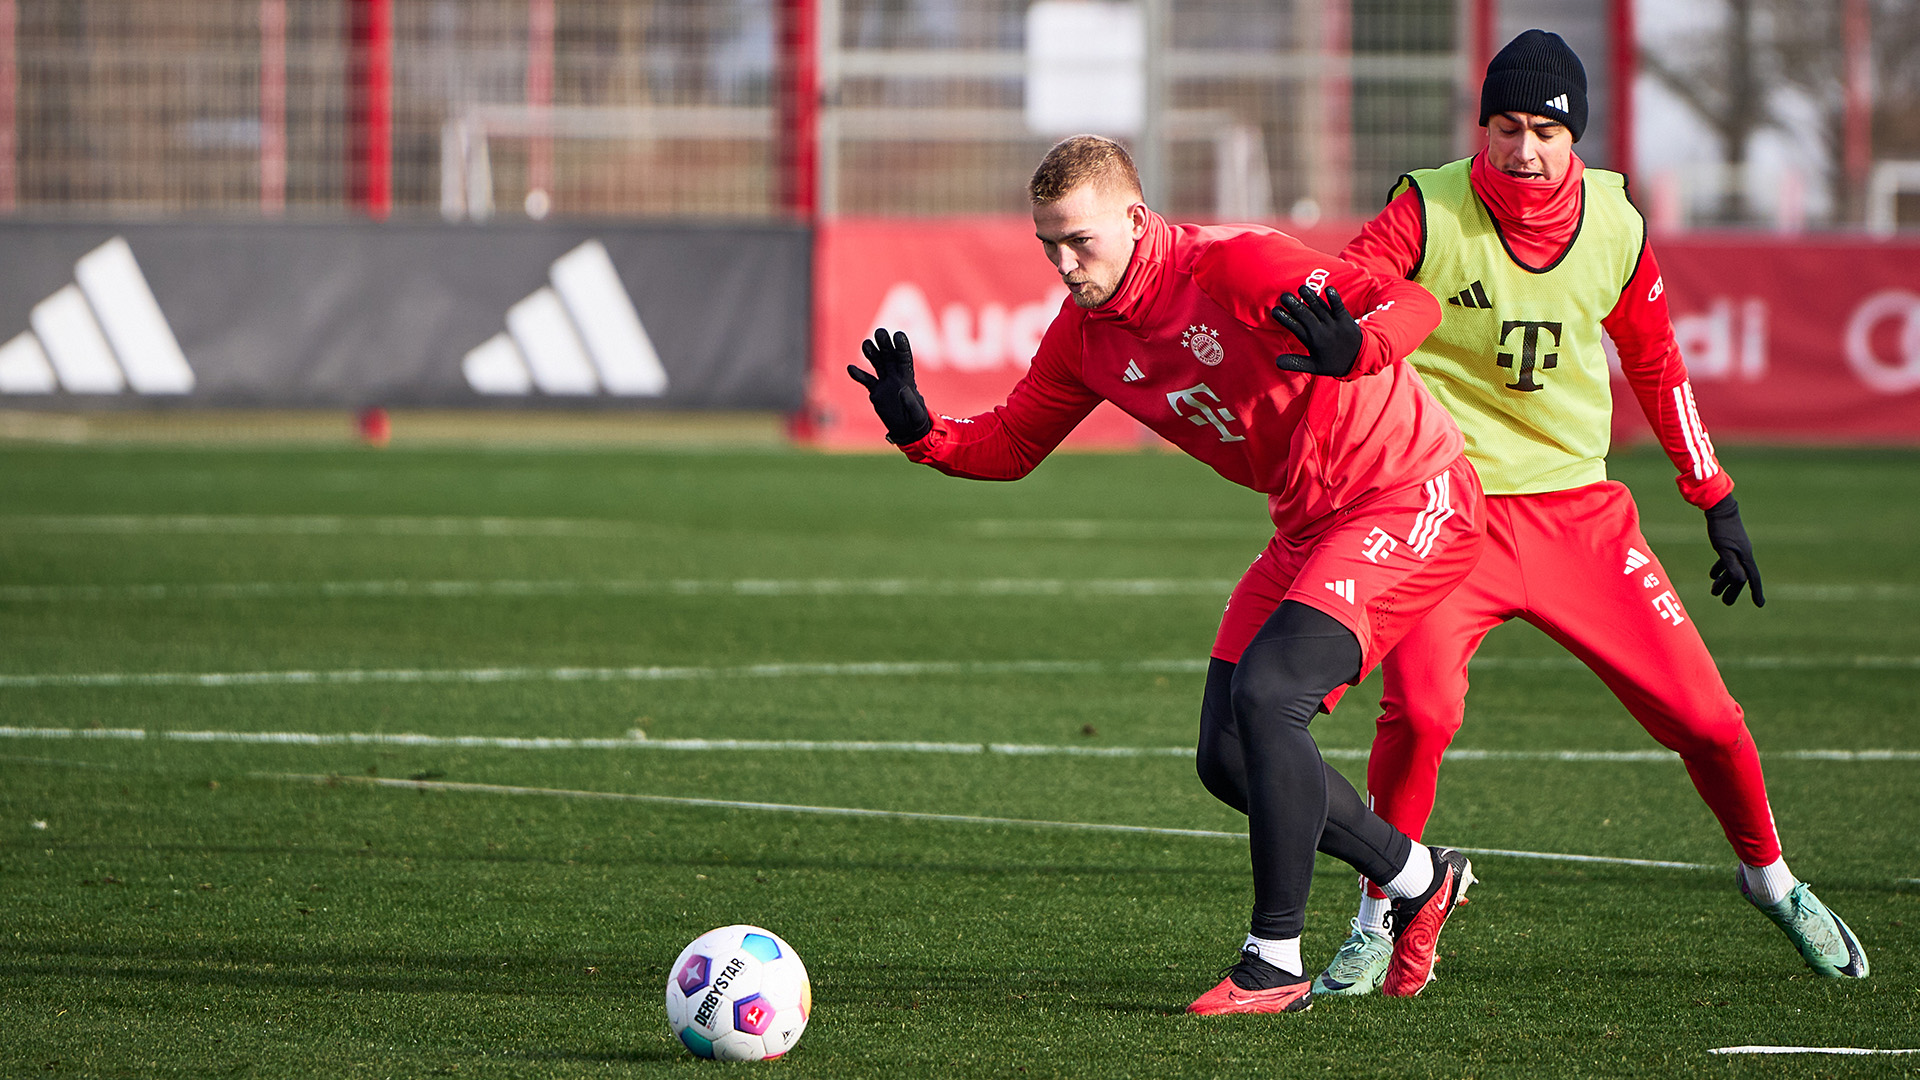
left=1705, top=495, right=1765, bottom=608
left=1270, top=284, right=1363, bottom=377
left=847, top=328, right=932, bottom=445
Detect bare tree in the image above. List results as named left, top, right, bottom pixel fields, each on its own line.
left=1642, top=0, right=1920, bottom=226
left=1641, top=0, right=1766, bottom=223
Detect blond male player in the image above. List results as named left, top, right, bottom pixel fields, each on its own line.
left=851, top=135, right=1487, bottom=1013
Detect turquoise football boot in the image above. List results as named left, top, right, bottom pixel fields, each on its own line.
left=1312, top=919, right=1394, bottom=996
left=1743, top=878, right=1869, bottom=978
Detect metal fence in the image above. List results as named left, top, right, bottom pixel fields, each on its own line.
left=824, top=0, right=1465, bottom=221
left=1, top=0, right=1479, bottom=223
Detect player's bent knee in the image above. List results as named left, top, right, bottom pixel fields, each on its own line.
left=1376, top=700, right=1464, bottom=746
left=1653, top=708, right=1753, bottom=760
left=1194, top=750, right=1248, bottom=814
left=1227, top=664, right=1323, bottom=735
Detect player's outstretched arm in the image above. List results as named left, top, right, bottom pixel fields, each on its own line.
left=846, top=328, right=933, bottom=445
left=1704, top=496, right=1765, bottom=608
left=1270, top=285, right=1362, bottom=377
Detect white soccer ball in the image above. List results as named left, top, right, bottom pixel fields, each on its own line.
left=665, top=924, right=812, bottom=1061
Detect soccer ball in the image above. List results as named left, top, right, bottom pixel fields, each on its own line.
left=665, top=925, right=812, bottom=1061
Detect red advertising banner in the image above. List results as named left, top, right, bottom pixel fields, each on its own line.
left=799, top=217, right=1149, bottom=449
left=1610, top=236, right=1920, bottom=445
left=802, top=218, right=1920, bottom=449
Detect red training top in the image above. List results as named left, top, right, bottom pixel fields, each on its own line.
left=897, top=210, right=1462, bottom=539
left=1340, top=150, right=1734, bottom=509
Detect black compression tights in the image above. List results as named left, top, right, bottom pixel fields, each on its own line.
left=1194, top=600, right=1415, bottom=940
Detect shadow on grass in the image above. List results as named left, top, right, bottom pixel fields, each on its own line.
left=29, top=836, right=1230, bottom=882
left=511, top=1046, right=683, bottom=1065
left=0, top=937, right=1191, bottom=1012
left=0, top=938, right=637, bottom=997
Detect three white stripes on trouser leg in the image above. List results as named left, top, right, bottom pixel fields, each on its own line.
left=1407, top=471, right=1454, bottom=558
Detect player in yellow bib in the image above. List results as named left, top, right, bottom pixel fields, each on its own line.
left=1314, top=29, right=1868, bottom=996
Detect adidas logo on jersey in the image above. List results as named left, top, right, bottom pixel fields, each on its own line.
left=1623, top=547, right=1651, bottom=574
left=1545, top=93, right=1569, bottom=113
left=1122, top=359, right=1145, bottom=382
left=1446, top=280, right=1493, bottom=309
left=1324, top=579, right=1356, bottom=603
left=0, top=237, right=195, bottom=397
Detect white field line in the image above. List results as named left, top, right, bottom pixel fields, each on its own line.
left=0, top=515, right=652, bottom=538
left=7, top=651, right=1920, bottom=691
left=975, top=520, right=1866, bottom=546
left=1638, top=524, right=1839, bottom=544
left=0, top=658, right=1204, bottom=690
left=0, top=515, right=1851, bottom=545
left=0, top=578, right=1240, bottom=602
left=969, top=519, right=1268, bottom=540
left=1469, top=655, right=1920, bottom=671
left=261, top=771, right=1717, bottom=870
left=0, top=579, right=1909, bottom=605
left=1709, top=1047, right=1919, bottom=1056
left=1763, top=583, right=1920, bottom=601
left=6, top=725, right=1916, bottom=764
left=1449, top=846, right=1708, bottom=870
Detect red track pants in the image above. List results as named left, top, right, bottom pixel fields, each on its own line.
left=1369, top=480, right=1782, bottom=866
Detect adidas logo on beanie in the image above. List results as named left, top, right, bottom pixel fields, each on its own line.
left=1479, top=29, right=1587, bottom=141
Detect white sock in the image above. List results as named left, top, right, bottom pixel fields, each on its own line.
left=1742, top=857, right=1798, bottom=906
left=1356, top=892, right=1392, bottom=935
left=1242, top=933, right=1303, bottom=977
left=1382, top=841, right=1434, bottom=900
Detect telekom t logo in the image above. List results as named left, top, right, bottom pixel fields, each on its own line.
left=1362, top=526, right=1398, bottom=563
left=1166, top=383, right=1245, bottom=443
left=1651, top=590, right=1687, bottom=626
left=1497, top=319, right=1563, bottom=392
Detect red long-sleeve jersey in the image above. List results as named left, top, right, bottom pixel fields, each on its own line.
left=898, top=210, right=1462, bottom=538
left=1340, top=157, right=1734, bottom=509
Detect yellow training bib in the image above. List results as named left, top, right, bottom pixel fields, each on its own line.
left=1398, top=158, right=1644, bottom=495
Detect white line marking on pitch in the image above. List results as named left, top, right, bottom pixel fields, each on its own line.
left=1450, top=846, right=1708, bottom=870
left=975, top=520, right=1876, bottom=547
left=0, top=514, right=1867, bottom=548
left=0, top=515, right=652, bottom=538
left=2, top=578, right=1908, bottom=604
left=1471, top=655, right=1920, bottom=671
left=0, top=658, right=1203, bottom=689
left=1709, top=1047, right=1919, bottom=1056
left=8, top=653, right=1920, bottom=691
left=261, top=772, right=1717, bottom=870
left=969, top=519, right=1267, bottom=540
left=0, top=578, right=1240, bottom=602
left=4, top=726, right=1917, bottom=763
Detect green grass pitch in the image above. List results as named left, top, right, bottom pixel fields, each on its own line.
left=1, top=442, right=1916, bottom=1078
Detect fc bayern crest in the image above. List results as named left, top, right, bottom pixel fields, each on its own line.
left=1183, top=324, right=1224, bottom=366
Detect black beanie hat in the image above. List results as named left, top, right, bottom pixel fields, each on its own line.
left=1480, top=29, right=1587, bottom=141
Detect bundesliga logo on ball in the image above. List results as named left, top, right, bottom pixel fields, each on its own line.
left=666, top=925, right=812, bottom=1061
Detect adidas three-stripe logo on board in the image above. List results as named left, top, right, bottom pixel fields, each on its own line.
left=0, top=237, right=195, bottom=397
left=463, top=239, right=669, bottom=398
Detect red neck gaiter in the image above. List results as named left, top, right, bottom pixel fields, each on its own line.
left=1469, top=148, right=1585, bottom=268
left=1091, top=209, right=1174, bottom=327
